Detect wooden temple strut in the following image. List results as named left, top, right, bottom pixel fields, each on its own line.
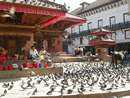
left=40, top=15, right=65, bottom=28
left=0, top=24, right=63, bottom=33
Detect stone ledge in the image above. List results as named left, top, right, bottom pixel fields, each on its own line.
left=0, top=67, right=63, bottom=79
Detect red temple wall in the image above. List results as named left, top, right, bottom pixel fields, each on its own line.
left=54, top=35, right=63, bottom=52
left=0, top=28, right=64, bottom=53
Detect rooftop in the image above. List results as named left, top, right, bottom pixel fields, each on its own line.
left=0, top=0, right=67, bottom=12
left=71, top=0, right=121, bottom=15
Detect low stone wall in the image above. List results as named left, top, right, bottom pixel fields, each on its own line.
left=30, top=90, right=130, bottom=98
left=52, top=56, right=87, bottom=63
left=0, top=67, right=63, bottom=79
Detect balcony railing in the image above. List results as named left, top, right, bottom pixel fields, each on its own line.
left=104, top=21, right=130, bottom=31
left=69, top=21, right=130, bottom=38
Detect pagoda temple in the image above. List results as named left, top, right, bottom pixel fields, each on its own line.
left=89, top=29, right=116, bottom=61
left=0, top=0, right=86, bottom=58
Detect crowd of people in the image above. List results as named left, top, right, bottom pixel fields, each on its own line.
left=0, top=46, right=52, bottom=71
left=0, top=62, right=129, bottom=98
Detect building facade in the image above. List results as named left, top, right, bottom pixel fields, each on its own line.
left=67, top=0, right=130, bottom=54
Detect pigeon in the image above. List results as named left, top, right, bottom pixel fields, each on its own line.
left=99, top=82, right=107, bottom=90
left=80, top=83, right=86, bottom=92
left=52, top=78, right=59, bottom=86
left=46, top=87, right=54, bottom=95
left=72, top=84, right=76, bottom=89
left=37, top=78, right=43, bottom=84
left=28, top=82, right=35, bottom=88
left=21, top=84, right=27, bottom=90
left=11, top=81, right=14, bottom=85
left=43, top=79, right=49, bottom=86
left=78, top=88, right=84, bottom=94
left=60, top=85, right=65, bottom=96
left=20, top=81, right=27, bottom=90
left=106, top=87, right=113, bottom=90
left=2, top=83, right=9, bottom=88
left=32, top=88, right=37, bottom=95
left=0, top=89, right=7, bottom=97
left=67, top=89, right=73, bottom=94
left=8, top=84, right=13, bottom=90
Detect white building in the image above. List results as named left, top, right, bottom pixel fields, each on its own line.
left=66, top=0, right=130, bottom=54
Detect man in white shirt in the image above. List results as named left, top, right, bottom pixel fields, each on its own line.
left=29, top=46, right=39, bottom=60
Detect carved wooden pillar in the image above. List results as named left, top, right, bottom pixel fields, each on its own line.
left=43, top=40, right=48, bottom=50
left=23, top=33, right=34, bottom=61
left=54, top=35, right=63, bottom=52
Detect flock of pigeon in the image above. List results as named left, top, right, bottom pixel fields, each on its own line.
left=0, top=62, right=130, bottom=98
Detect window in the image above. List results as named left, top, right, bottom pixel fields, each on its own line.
left=107, top=5, right=110, bottom=9
left=93, top=10, right=96, bottom=14
left=105, top=6, right=107, bottom=10
left=83, top=23, right=88, bottom=30
left=125, top=30, right=130, bottom=39
left=112, top=32, right=116, bottom=40
left=98, top=8, right=101, bottom=12
left=79, top=25, right=83, bottom=33
left=123, top=13, right=129, bottom=23
left=117, top=2, right=120, bottom=6
left=114, top=3, right=117, bottom=7
left=79, top=25, right=82, bottom=33
left=91, top=10, right=94, bottom=14
left=71, top=27, right=74, bottom=33
left=98, top=19, right=103, bottom=28
left=88, top=22, right=92, bottom=30
left=109, top=16, right=116, bottom=26
left=80, top=36, right=83, bottom=44
left=120, top=1, right=124, bottom=5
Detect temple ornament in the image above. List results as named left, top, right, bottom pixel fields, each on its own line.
left=1, top=0, right=67, bottom=11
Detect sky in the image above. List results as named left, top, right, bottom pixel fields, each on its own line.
left=55, top=0, right=96, bottom=11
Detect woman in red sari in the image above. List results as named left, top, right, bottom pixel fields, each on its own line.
left=0, top=48, right=8, bottom=64
left=1, top=48, right=8, bottom=64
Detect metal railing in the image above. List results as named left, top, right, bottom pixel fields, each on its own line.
left=69, top=21, right=130, bottom=38
left=104, top=21, right=130, bottom=31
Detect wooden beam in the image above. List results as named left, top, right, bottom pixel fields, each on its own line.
left=40, top=16, right=65, bottom=28
left=0, top=23, right=63, bottom=33
left=0, top=23, right=35, bottom=29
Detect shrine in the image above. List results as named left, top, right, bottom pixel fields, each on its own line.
left=89, top=29, right=116, bottom=61
left=0, top=0, right=86, bottom=59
